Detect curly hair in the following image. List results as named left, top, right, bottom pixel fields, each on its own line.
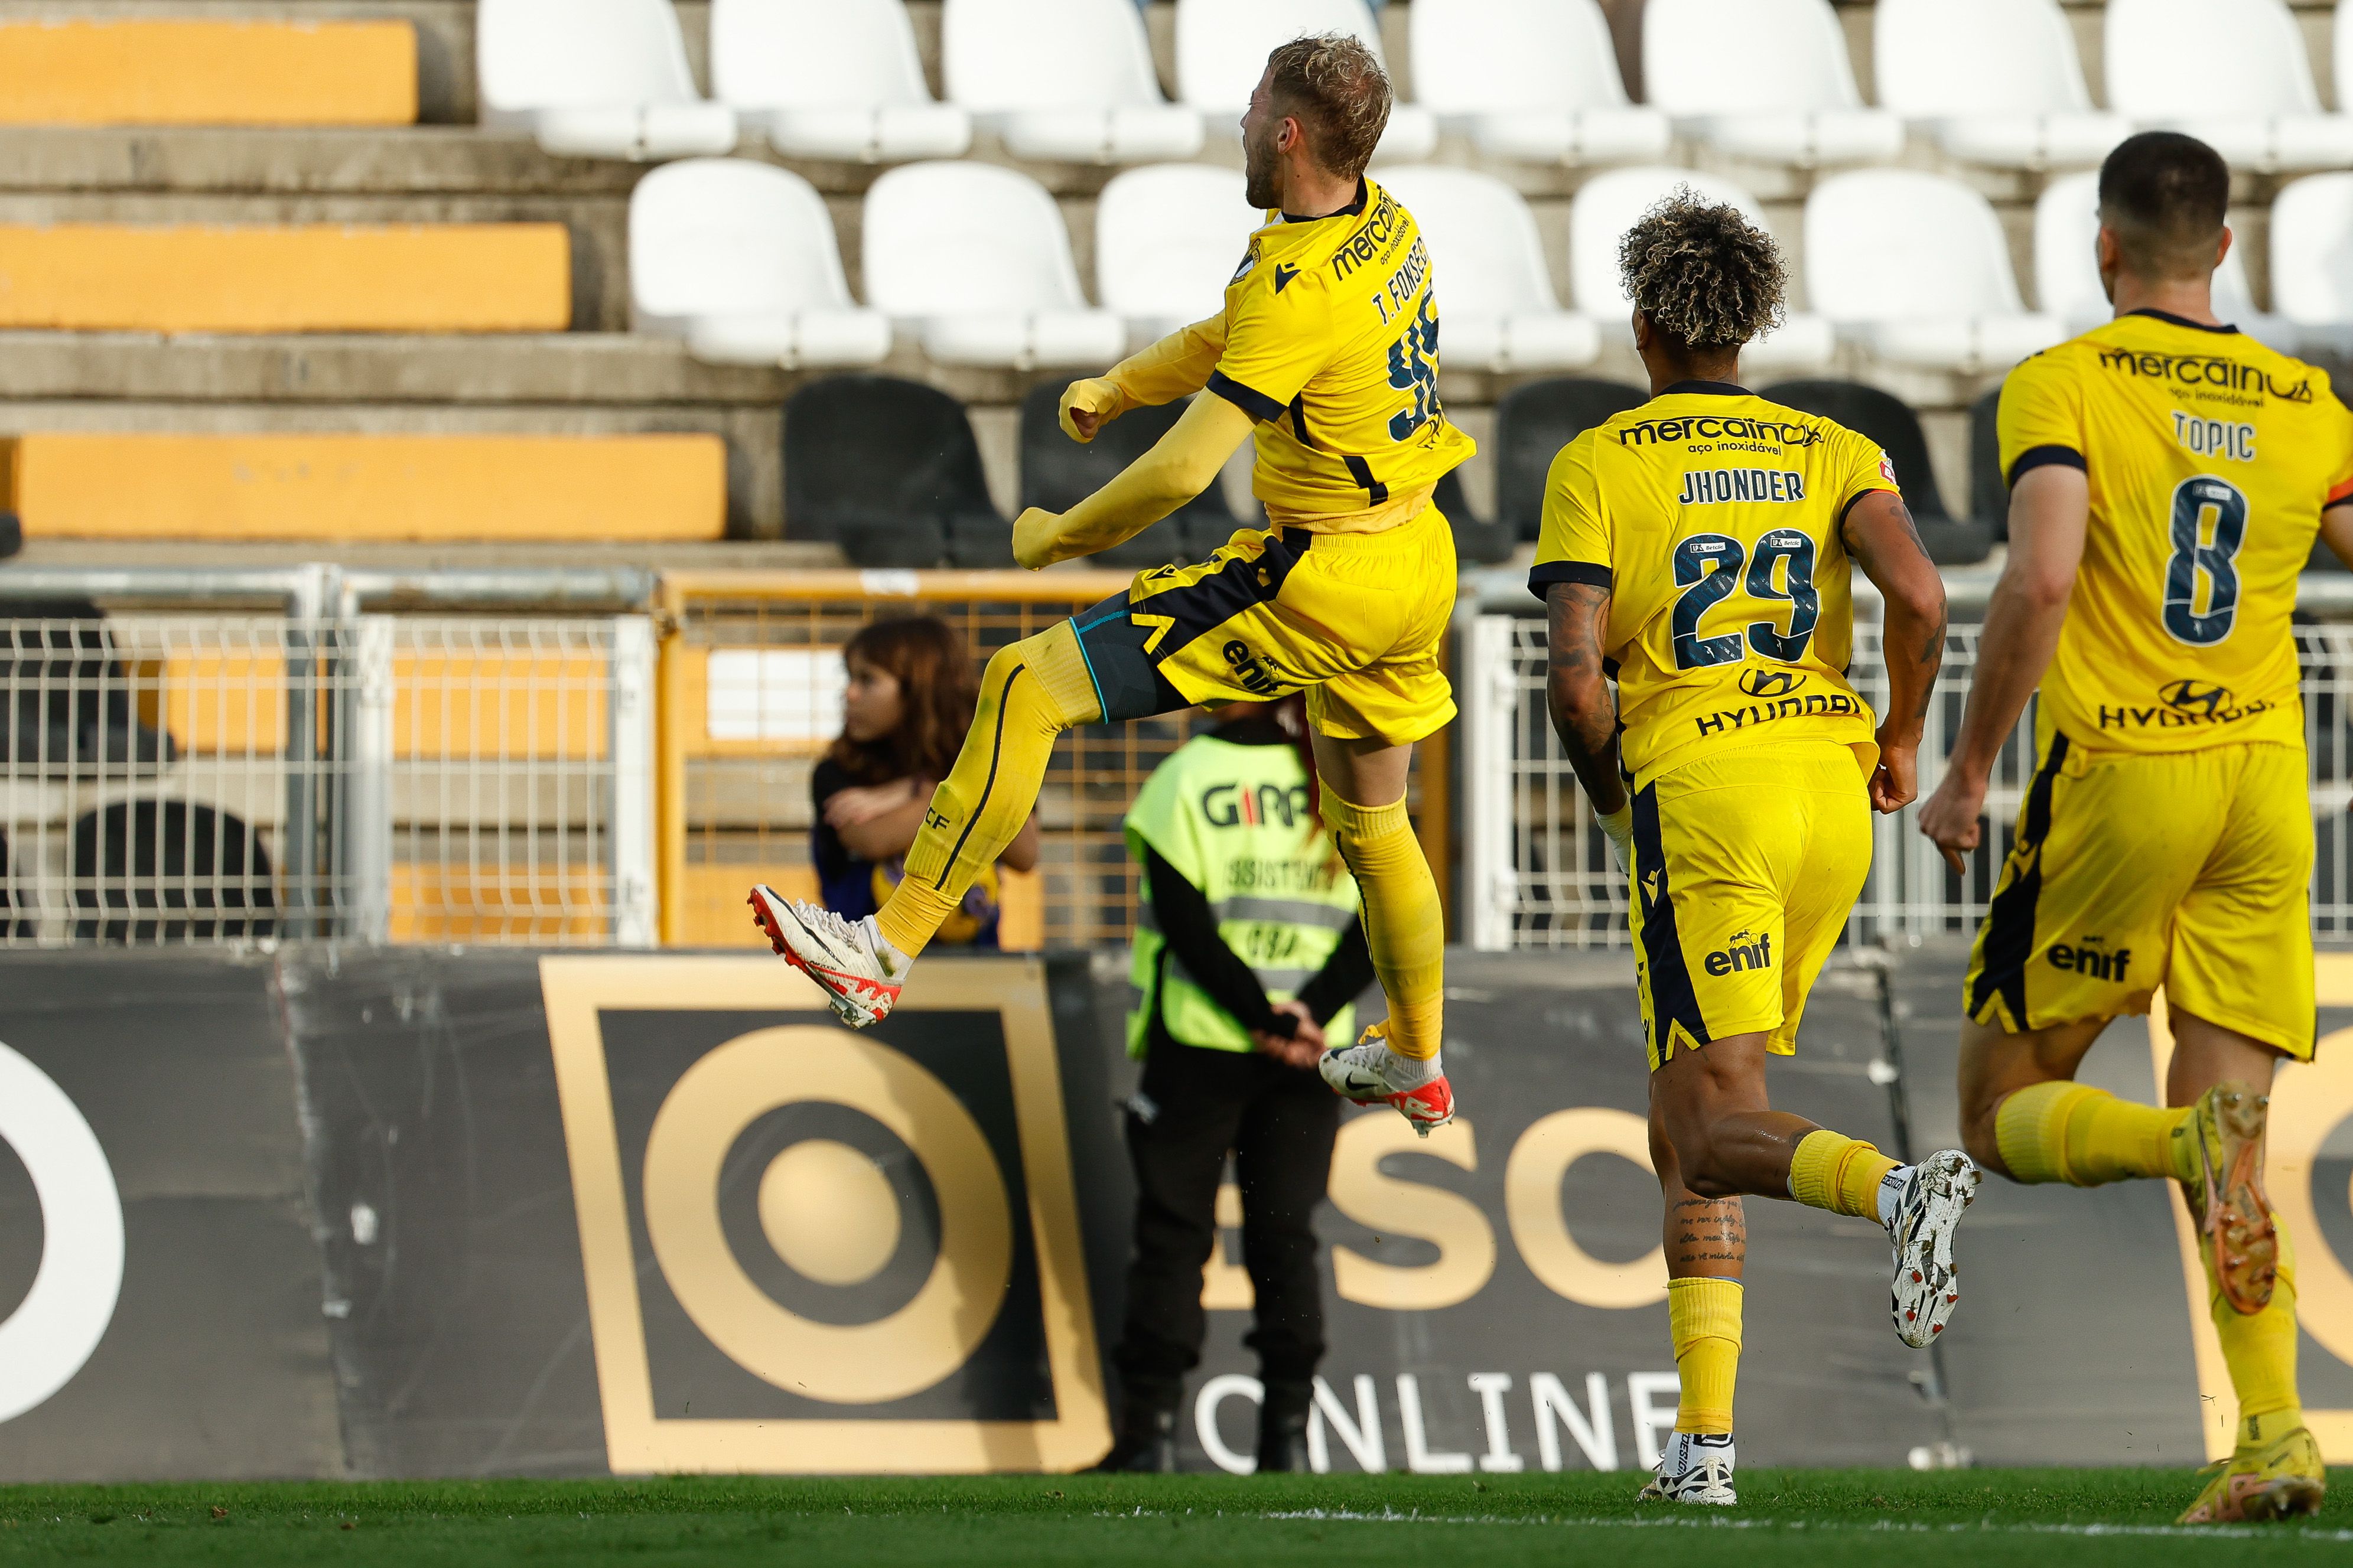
left=1265, top=32, right=1392, bottom=183
left=1617, top=190, right=1788, bottom=351
left=826, top=616, right=979, bottom=787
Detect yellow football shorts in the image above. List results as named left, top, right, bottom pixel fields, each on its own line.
left=1631, top=741, right=1874, bottom=1071
left=1963, top=735, right=2314, bottom=1059
left=1068, top=503, right=1459, bottom=745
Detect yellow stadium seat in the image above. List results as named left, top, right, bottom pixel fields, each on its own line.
left=0, top=19, right=417, bottom=126
left=5, top=432, right=727, bottom=542
left=0, top=224, right=569, bottom=334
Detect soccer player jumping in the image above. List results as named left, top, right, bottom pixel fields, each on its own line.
left=1538, top=193, right=1977, bottom=1507
left=1920, top=132, right=2351, bottom=1526
left=753, top=35, right=1471, bottom=1133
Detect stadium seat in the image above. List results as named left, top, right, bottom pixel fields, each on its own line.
left=784, top=376, right=1011, bottom=567
left=477, top=0, right=736, bottom=161
left=709, top=0, right=971, bottom=162
left=1873, top=0, right=2127, bottom=170
left=2269, top=172, right=2353, bottom=354
left=1492, top=379, right=1648, bottom=542
left=71, top=800, right=275, bottom=944
left=0, top=18, right=417, bottom=126
left=629, top=159, right=890, bottom=368
left=1407, top=0, right=1669, bottom=168
left=1020, top=385, right=1238, bottom=566
left=1433, top=469, right=1515, bottom=566
left=1969, top=386, right=2007, bottom=541
left=1174, top=0, right=1438, bottom=163
left=1641, top=0, right=1903, bottom=168
left=1760, top=380, right=1994, bottom=565
left=944, top=0, right=1203, bottom=165
left=1095, top=164, right=1257, bottom=340
left=2105, top=0, right=2353, bottom=174
left=1805, top=171, right=2064, bottom=374
left=0, top=602, right=175, bottom=780
left=1374, top=167, right=1599, bottom=372
left=862, top=162, right=1124, bottom=369
left=2032, top=171, right=2298, bottom=351
left=1567, top=167, right=1835, bottom=372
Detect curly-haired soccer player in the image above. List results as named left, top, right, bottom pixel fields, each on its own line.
left=1537, top=192, right=1977, bottom=1505
left=752, top=35, right=1470, bottom=1135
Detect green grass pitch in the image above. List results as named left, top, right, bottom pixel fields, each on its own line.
left=0, top=1471, right=2344, bottom=1566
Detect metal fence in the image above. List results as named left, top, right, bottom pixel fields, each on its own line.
left=1457, top=599, right=2353, bottom=951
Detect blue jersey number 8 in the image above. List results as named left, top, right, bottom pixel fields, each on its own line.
left=2163, top=475, right=2247, bottom=647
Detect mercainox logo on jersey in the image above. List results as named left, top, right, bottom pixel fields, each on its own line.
left=1201, top=781, right=1312, bottom=830
left=2095, top=348, right=2315, bottom=405
left=1704, top=930, right=1773, bottom=977
left=1619, top=416, right=1822, bottom=448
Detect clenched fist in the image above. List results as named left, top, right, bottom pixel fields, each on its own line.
left=1059, top=378, right=1127, bottom=442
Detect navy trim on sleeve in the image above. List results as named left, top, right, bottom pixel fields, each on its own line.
left=2006, top=444, right=2086, bottom=488
left=1527, top=560, right=1612, bottom=601
left=1837, top=486, right=1899, bottom=532
left=1207, top=370, right=1285, bottom=423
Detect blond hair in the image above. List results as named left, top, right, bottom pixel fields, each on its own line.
left=1618, top=189, right=1788, bottom=350
left=1265, top=32, right=1392, bottom=183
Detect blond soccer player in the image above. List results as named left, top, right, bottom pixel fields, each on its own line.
left=752, top=35, right=1470, bottom=1132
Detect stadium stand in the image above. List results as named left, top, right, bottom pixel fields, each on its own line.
left=784, top=375, right=1009, bottom=566
left=1640, top=0, right=1903, bottom=168
left=1093, top=163, right=1257, bottom=341
left=1804, top=169, right=2064, bottom=374
left=1567, top=167, right=1837, bottom=371
left=1018, top=384, right=1239, bottom=566
left=1407, top=0, right=1670, bottom=168
left=710, top=0, right=972, bottom=162
left=0, top=18, right=418, bottom=127
left=477, top=0, right=737, bottom=161
left=2269, top=171, right=2353, bottom=354
left=1373, top=167, right=1600, bottom=372
left=2033, top=169, right=2297, bottom=351
left=1433, top=468, right=1517, bottom=566
left=1489, top=378, right=1648, bottom=543
left=1873, top=0, right=2129, bottom=169
left=1760, top=379, right=1996, bottom=565
left=862, top=161, right=1125, bottom=369
left=629, top=158, right=890, bottom=368
left=71, top=800, right=274, bottom=945
left=2104, top=0, right=2353, bottom=172
left=1174, top=0, right=1439, bottom=161
left=1968, top=386, right=2007, bottom=542
left=943, top=0, right=1203, bottom=165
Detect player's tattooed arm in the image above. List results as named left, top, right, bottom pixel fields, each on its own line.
left=1841, top=490, right=1947, bottom=814
left=1544, top=581, right=1627, bottom=817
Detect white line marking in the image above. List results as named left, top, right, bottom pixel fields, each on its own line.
left=1092, top=1507, right=2353, bottom=1543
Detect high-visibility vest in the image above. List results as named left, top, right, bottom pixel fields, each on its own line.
left=1124, top=732, right=1361, bottom=1057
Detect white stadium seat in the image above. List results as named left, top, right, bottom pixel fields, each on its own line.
left=477, top=0, right=737, bottom=161
left=710, top=0, right=971, bottom=163
left=1566, top=166, right=1835, bottom=372
left=1095, top=164, right=1258, bottom=340
left=1807, top=170, right=2064, bottom=373
left=1408, top=0, right=1669, bottom=168
left=1641, top=0, right=1903, bottom=168
left=1874, top=0, right=2128, bottom=170
left=943, top=0, right=1203, bottom=164
left=630, top=159, right=891, bottom=368
left=1174, top=0, right=1439, bottom=164
left=2032, top=172, right=2299, bottom=353
left=1374, top=167, right=1598, bottom=372
left=863, top=162, right=1125, bottom=369
left=2264, top=173, right=2353, bottom=353
left=2107, top=0, right=2353, bottom=173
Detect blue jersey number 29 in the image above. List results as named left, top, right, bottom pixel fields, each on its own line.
left=2163, top=475, right=2247, bottom=647
left=1671, top=530, right=1821, bottom=670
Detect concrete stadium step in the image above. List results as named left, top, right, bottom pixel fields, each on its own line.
left=0, top=17, right=416, bottom=126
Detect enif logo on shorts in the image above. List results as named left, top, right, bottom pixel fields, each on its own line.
left=1737, top=669, right=1807, bottom=699
left=0, top=1042, right=123, bottom=1425
left=541, top=956, right=1107, bottom=1472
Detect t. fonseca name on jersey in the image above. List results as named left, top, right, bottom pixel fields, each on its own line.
left=1618, top=415, right=1825, bottom=448
left=1678, top=468, right=1807, bottom=506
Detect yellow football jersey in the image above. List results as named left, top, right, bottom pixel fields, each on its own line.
left=1208, top=177, right=1476, bottom=530
left=1999, top=309, right=2353, bottom=755
left=1529, top=384, right=1900, bottom=785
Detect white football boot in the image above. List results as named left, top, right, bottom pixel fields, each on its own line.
left=748, top=885, right=910, bottom=1029
left=1887, top=1148, right=1980, bottom=1349
left=1639, top=1432, right=1736, bottom=1505
left=1317, top=1021, right=1454, bottom=1136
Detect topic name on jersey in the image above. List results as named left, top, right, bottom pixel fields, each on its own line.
left=1619, top=416, right=1823, bottom=448
left=1679, top=468, right=1807, bottom=506
left=2096, top=348, right=2313, bottom=404
left=2171, top=410, right=2257, bottom=462
left=1328, top=187, right=1403, bottom=281
left=1693, top=690, right=1863, bottom=738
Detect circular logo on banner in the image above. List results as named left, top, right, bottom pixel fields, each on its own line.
left=640, top=1026, right=1013, bottom=1404
left=0, top=1041, right=123, bottom=1423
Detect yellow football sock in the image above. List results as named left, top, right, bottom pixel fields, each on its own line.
left=1993, top=1081, right=2190, bottom=1186
left=1786, top=1129, right=1899, bottom=1218
left=1667, top=1276, right=1742, bottom=1435
left=1317, top=787, right=1444, bottom=1060
left=876, top=622, right=1099, bottom=957
left=2212, top=1213, right=2302, bottom=1453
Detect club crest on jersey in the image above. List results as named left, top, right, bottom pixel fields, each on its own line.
left=1879, top=452, right=1898, bottom=483
left=1739, top=668, right=1808, bottom=699
left=1230, top=243, right=1259, bottom=283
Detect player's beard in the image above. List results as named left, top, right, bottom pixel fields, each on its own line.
left=1243, top=131, right=1281, bottom=211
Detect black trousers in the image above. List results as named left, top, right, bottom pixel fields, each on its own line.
left=1113, top=1039, right=1340, bottom=1399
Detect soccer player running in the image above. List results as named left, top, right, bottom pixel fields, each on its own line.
left=1538, top=193, right=1978, bottom=1507
left=751, top=34, right=1470, bottom=1133
left=1918, top=132, right=2348, bottom=1526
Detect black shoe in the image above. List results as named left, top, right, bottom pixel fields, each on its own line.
left=1257, top=1379, right=1313, bottom=1474
left=1093, top=1399, right=1179, bottom=1473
